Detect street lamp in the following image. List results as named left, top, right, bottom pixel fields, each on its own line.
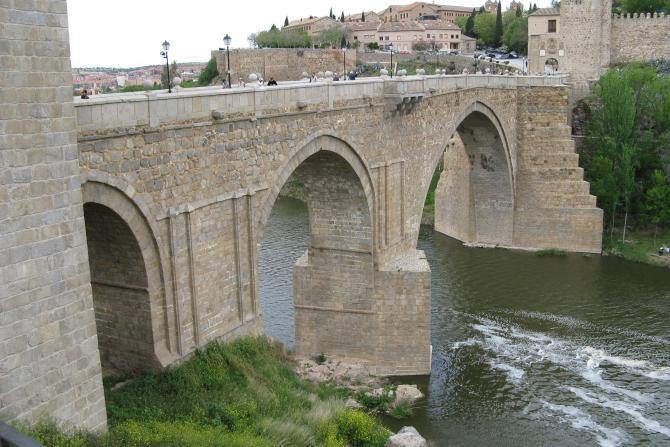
left=342, top=47, right=347, bottom=79
left=160, top=40, right=171, bottom=93
left=219, top=34, right=232, bottom=88
left=389, top=42, right=394, bottom=78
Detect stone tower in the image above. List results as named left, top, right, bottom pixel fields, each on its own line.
left=560, top=0, right=612, bottom=95
left=0, top=0, right=107, bottom=431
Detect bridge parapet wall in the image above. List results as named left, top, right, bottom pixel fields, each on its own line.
left=74, top=75, right=569, bottom=134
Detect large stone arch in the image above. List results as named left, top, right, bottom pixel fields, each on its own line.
left=257, top=133, right=375, bottom=243
left=81, top=180, right=173, bottom=372
left=426, top=101, right=516, bottom=246
left=256, top=133, right=379, bottom=361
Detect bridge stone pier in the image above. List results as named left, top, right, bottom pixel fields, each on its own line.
left=1, top=0, right=603, bottom=431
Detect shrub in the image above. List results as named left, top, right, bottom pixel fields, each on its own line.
left=335, top=410, right=389, bottom=447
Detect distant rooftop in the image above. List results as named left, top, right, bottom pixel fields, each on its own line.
left=531, top=7, right=560, bottom=15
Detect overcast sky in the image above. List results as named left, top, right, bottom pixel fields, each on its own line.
left=66, top=0, right=548, bottom=68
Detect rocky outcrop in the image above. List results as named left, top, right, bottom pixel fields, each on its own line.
left=386, top=426, right=428, bottom=447
left=394, top=384, right=424, bottom=406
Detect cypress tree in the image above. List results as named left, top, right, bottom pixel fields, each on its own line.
left=361, top=11, right=365, bottom=21
left=340, top=11, right=345, bottom=22
left=340, top=36, right=347, bottom=48
left=494, top=1, right=503, bottom=47
left=533, top=3, right=538, bottom=10
left=284, top=16, right=289, bottom=27
left=330, top=7, right=334, bottom=18
left=465, top=8, right=476, bottom=37
left=516, top=5, right=522, bottom=16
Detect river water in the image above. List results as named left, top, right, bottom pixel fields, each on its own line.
left=259, top=197, right=670, bottom=446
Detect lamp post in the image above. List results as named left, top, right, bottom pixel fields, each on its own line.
left=389, top=42, right=394, bottom=78
left=342, top=47, right=347, bottom=79
left=160, top=40, right=171, bottom=93
left=219, top=34, right=232, bottom=88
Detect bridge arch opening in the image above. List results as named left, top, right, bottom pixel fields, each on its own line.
left=258, top=136, right=375, bottom=360
left=82, top=183, right=167, bottom=376
left=430, top=109, right=514, bottom=247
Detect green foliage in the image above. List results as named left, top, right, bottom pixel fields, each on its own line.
left=340, top=11, right=345, bottom=22
left=535, top=248, right=569, bottom=257
left=503, top=16, right=528, bottom=54
left=465, top=9, right=476, bottom=36
left=354, top=388, right=394, bottom=413
left=24, top=337, right=390, bottom=447
left=620, top=0, right=669, bottom=13
left=389, top=401, right=414, bottom=419
left=494, top=1, right=503, bottom=47
left=412, top=39, right=430, bottom=51
left=367, top=42, right=379, bottom=50
left=583, top=63, right=670, bottom=240
left=284, top=16, right=289, bottom=27
left=120, top=84, right=148, bottom=92
left=474, top=12, right=496, bottom=46
left=645, top=170, right=670, bottom=237
left=316, top=24, right=351, bottom=48
left=254, top=27, right=311, bottom=48
left=197, top=57, right=219, bottom=86
left=161, top=60, right=178, bottom=90
left=361, top=11, right=366, bottom=21
left=316, top=352, right=327, bottom=364
left=335, top=410, right=389, bottom=447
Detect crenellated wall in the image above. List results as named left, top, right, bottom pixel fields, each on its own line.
left=610, top=13, right=670, bottom=64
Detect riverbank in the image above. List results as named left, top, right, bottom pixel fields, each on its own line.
left=23, top=337, right=392, bottom=447
left=602, top=229, right=670, bottom=268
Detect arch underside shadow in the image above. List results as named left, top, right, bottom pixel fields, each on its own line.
left=82, top=181, right=169, bottom=374
left=434, top=109, right=515, bottom=246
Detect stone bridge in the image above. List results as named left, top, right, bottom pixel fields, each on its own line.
left=73, top=75, right=602, bottom=381
left=1, top=2, right=602, bottom=428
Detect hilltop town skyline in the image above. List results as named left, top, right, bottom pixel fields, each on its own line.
left=66, top=0, right=551, bottom=67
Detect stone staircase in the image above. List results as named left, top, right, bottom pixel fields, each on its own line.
left=518, top=121, right=598, bottom=210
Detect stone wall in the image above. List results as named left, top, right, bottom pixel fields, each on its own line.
left=213, top=48, right=358, bottom=82
left=610, top=14, right=670, bottom=64
left=0, top=0, right=107, bottom=431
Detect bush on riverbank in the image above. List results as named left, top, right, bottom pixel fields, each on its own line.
left=603, top=229, right=670, bottom=267
left=24, top=337, right=390, bottom=447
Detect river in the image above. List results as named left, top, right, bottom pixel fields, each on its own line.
left=259, top=197, right=670, bottom=446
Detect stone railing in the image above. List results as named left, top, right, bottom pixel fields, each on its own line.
left=74, top=74, right=569, bottom=133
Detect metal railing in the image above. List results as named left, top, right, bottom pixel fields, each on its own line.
left=0, top=422, right=43, bottom=447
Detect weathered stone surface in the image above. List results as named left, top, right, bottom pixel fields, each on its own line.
left=0, top=0, right=107, bottom=432
left=394, top=385, right=424, bottom=406
left=386, top=426, right=428, bottom=447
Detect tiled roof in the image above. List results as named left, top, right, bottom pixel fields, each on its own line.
left=348, top=21, right=381, bottom=31
left=422, top=20, right=461, bottom=30
left=378, top=21, right=426, bottom=31
left=286, top=16, right=334, bottom=27
left=531, top=7, right=560, bottom=15
left=437, top=5, right=475, bottom=12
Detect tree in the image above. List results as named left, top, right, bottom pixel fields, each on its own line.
left=329, top=7, right=334, bottom=18
left=479, top=5, right=486, bottom=13
left=503, top=16, right=528, bottom=53
left=465, top=9, right=476, bottom=37
left=315, top=24, right=350, bottom=48
left=361, top=11, right=365, bottom=21
left=645, top=170, right=670, bottom=245
left=494, top=1, right=503, bottom=47
left=367, top=42, right=379, bottom=50
left=533, top=3, right=538, bottom=10
left=621, top=0, right=667, bottom=12
left=412, top=39, right=430, bottom=51
left=247, top=33, right=258, bottom=48
left=284, top=16, right=289, bottom=27
left=197, top=57, right=219, bottom=86
left=253, top=26, right=311, bottom=48
left=340, top=11, right=345, bottom=22
left=474, top=12, right=496, bottom=46
left=340, top=35, right=347, bottom=48
left=161, top=60, right=178, bottom=89
left=516, top=4, right=523, bottom=16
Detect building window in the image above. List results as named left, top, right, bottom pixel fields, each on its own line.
left=385, top=36, right=389, bottom=40
left=380, top=36, right=384, bottom=41
left=548, top=20, right=557, bottom=33
left=427, top=33, right=430, bottom=38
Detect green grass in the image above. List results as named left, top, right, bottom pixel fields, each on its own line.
left=535, top=248, right=568, bottom=257
left=421, top=167, right=443, bottom=225
left=24, top=337, right=390, bottom=447
left=602, top=229, right=670, bottom=268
